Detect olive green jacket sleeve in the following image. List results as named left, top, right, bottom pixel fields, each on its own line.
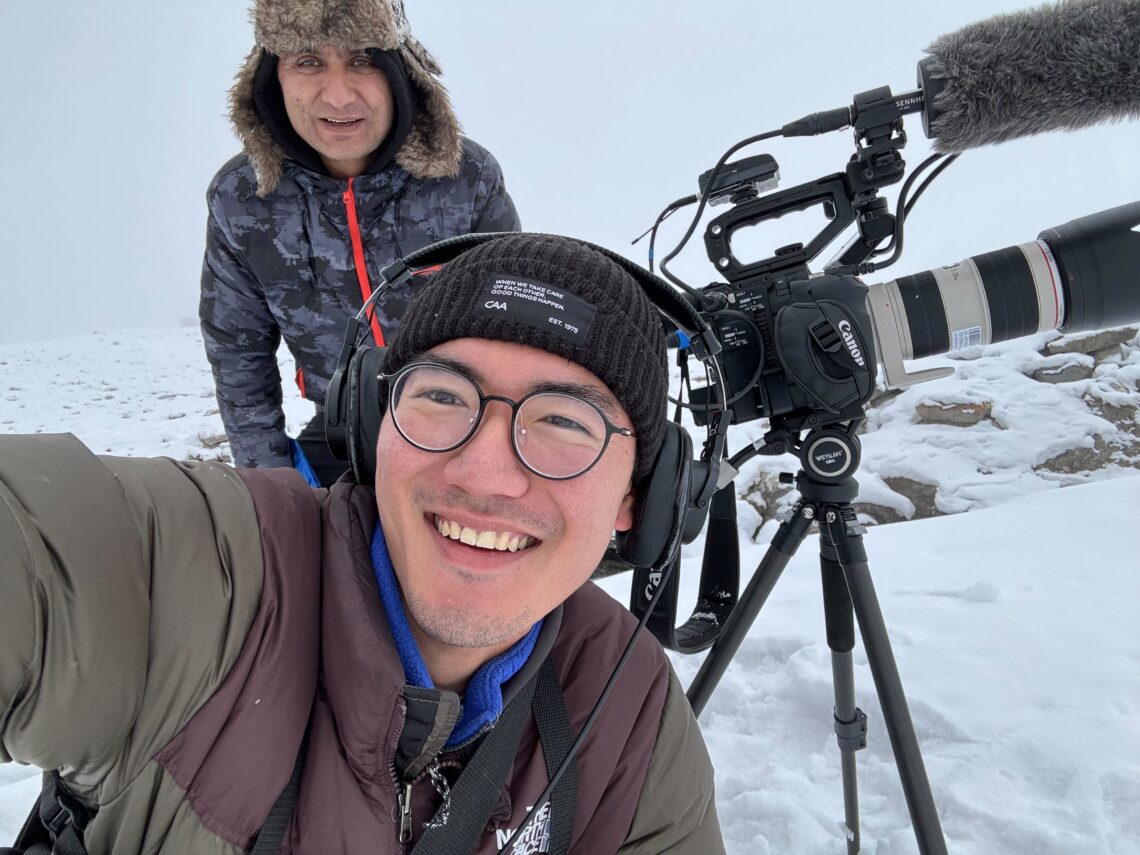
left=0, top=434, right=263, bottom=806
left=619, top=669, right=725, bottom=854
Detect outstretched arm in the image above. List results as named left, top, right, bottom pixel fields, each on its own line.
left=0, top=434, right=149, bottom=779
left=0, top=435, right=263, bottom=799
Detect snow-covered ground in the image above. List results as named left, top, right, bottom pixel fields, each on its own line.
left=1, top=327, right=1137, bottom=853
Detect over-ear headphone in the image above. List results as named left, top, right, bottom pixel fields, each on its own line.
left=325, top=232, right=738, bottom=653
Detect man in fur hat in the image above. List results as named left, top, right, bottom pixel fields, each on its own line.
left=200, top=0, right=520, bottom=486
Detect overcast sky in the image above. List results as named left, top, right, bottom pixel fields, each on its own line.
left=0, top=0, right=1136, bottom=345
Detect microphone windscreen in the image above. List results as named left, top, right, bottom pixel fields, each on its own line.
left=921, top=0, right=1140, bottom=152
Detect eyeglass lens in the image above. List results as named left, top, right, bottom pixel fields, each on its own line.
left=390, top=364, right=611, bottom=478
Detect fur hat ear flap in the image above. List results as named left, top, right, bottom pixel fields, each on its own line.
left=230, top=48, right=287, bottom=196
left=396, top=36, right=463, bottom=179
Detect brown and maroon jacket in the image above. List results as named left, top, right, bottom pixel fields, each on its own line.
left=0, top=434, right=723, bottom=854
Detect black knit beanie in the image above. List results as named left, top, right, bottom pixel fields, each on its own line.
left=384, top=234, right=669, bottom=483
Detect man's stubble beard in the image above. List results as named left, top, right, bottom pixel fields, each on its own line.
left=403, top=586, right=537, bottom=650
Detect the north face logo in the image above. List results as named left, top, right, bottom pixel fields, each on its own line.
left=496, top=802, right=552, bottom=854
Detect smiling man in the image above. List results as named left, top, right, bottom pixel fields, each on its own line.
left=276, top=44, right=398, bottom=180
left=200, top=0, right=520, bottom=487
left=376, top=341, right=634, bottom=686
left=0, top=234, right=724, bottom=853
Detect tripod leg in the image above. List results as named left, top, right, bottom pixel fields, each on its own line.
left=687, top=505, right=814, bottom=716
left=819, top=535, right=867, bottom=855
left=821, top=507, right=948, bottom=855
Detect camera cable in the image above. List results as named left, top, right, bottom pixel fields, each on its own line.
left=632, top=194, right=698, bottom=274
left=856, top=153, right=960, bottom=273
left=657, top=129, right=783, bottom=294
left=493, top=547, right=683, bottom=855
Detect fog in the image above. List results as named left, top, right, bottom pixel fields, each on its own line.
left=0, top=0, right=1135, bottom=345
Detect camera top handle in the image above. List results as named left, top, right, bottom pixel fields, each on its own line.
left=704, top=85, right=916, bottom=283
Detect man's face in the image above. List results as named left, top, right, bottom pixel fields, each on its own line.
left=375, top=338, right=638, bottom=660
left=276, top=44, right=394, bottom=179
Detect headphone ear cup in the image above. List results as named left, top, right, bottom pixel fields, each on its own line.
left=615, top=422, right=692, bottom=569
left=346, top=346, right=388, bottom=485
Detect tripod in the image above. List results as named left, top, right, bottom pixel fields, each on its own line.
left=686, top=426, right=948, bottom=854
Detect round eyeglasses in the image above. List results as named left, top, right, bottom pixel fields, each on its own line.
left=381, top=362, right=635, bottom=480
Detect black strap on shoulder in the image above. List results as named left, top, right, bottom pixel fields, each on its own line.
left=250, top=729, right=310, bottom=854
left=7, top=771, right=91, bottom=855
left=411, top=668, right=539, bottom=854
left=531, top=657, right=577, bottom=855
left=412, top=655, right=576, bottom=855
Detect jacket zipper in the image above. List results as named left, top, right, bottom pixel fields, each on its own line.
left=343, top=177, right=386, bottom=347
left=397, top=781, right=415, bottom=844
left=393, top=757, right=455, bottom=848
left=389, top=700, right=410, bottom=854
left=392, top=761, right=442, bottom=847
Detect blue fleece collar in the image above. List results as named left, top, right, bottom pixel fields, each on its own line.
left=370, top=522, right=541, bottom=748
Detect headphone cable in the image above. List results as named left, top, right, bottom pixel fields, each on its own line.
left=494, top=550, right=683, bottom=855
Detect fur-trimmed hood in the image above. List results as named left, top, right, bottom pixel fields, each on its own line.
left=229, top=0, right=462, bottom=196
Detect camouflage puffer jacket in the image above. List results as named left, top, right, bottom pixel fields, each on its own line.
left=200, top=139, right=520, bottom=469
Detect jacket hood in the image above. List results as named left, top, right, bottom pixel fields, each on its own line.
left=229, top=0, right=462, bottom=196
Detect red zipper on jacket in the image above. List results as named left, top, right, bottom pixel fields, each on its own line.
left=343, top=178, right=386, bottom=347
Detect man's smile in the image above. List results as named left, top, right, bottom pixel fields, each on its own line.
left=320, top=117, right=365, bottom=128
left=433, top=514, right=538, bottom=552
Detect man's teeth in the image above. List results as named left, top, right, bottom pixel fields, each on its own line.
left=325, top=118, right=358, bottom=124
left=435, top=516, right=533, bottom=552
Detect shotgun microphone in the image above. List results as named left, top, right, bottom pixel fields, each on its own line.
left=781, top=0, right=1140, bottom=150
left=919, top=0, right=1140, bottom=151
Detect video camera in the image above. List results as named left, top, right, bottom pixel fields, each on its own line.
left=655, top=88, right=1140, bottom=464
left=630, top=63, right=1140, bottom=654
